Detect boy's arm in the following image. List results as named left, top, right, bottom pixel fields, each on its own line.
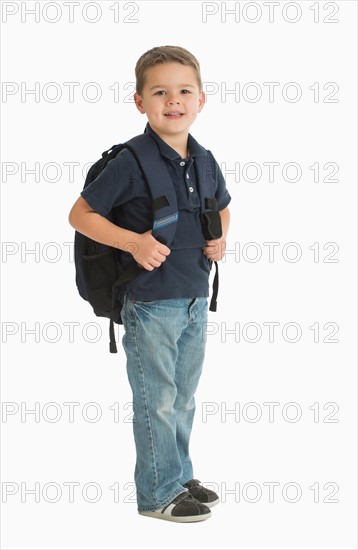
left=202, top=207, right=230, bottom=261
left=68, top=196, right=170, bottom=271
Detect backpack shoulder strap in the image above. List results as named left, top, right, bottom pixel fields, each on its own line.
left=123, top=133, right=178, bottom=247
left=192, top=151, right=221, bottom=313
left=193, top=152, right=219, bottom=214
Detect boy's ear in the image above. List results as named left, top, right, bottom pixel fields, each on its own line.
left=134, top=92, right=145, bottom=114
left=198, top=91, right=206, bottom=113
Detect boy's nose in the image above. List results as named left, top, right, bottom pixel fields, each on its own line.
left=167, top=95, right=181, bottom=105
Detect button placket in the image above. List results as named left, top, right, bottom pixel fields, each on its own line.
left=185, top=159, right=196, bottom=197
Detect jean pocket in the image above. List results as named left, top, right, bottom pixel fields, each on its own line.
left=131, top=299, right=161, bottom=306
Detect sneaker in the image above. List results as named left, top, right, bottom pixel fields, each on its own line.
left=184, top=479, right=220, bottom=508
left=139, top=490, right=212, bottom=522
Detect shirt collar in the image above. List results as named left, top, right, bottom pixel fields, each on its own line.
left=144, top=122, right=207, bottom=160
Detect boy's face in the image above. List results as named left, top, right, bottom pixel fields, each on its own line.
left=134, top=62, right=205, bottom=144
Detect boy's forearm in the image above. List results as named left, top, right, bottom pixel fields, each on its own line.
left=220, top=207, right=230, bottom=238
left=68, top=197, right=139, bottom=254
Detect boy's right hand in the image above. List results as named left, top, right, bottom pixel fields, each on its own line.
left=128, top=230, right=171, bottom=271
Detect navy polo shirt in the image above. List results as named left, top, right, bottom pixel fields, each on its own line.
left=81, top=122, right=231, bottom=302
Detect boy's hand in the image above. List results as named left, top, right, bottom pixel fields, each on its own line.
left=130, top=230, right=171, bottom=271
left=203, top=237, right=227, bottom=261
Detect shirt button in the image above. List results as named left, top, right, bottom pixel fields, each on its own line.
left=186, top=174, right=190, bottom=179
left=189, top=186, right=194, bottom=192
left=180, top=161, right=185, bottom=166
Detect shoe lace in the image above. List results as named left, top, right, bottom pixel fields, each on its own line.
left=174, top=491, right=196, bottom=504
left=184, top=478, right=202, bottom=488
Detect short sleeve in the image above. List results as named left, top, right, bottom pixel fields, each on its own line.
left=207, top=150, right=231, bottom=211
left=81, top=148, right=143, bottom=217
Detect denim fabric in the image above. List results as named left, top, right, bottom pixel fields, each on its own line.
left=121, top=294, right=208, bottom=512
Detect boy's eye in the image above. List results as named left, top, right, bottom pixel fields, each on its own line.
left=154, top=89, right=192, bottom=95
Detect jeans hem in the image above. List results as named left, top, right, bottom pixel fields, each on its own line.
left=137, top=488, right=187, bottom=513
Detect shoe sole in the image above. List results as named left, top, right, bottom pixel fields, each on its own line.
left=205, top=498, right=220, bottom=508
left=139, top=510, right=212, bottom=522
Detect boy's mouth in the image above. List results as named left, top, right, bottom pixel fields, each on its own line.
left=164, top=112, right=184, bottom=119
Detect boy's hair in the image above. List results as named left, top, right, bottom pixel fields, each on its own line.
left=135, top=45, right=202, bottom=96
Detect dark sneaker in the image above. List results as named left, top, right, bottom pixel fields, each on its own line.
left=184, top=479, right=220, bottom=508
left=139, top=490, right=211, bottom=522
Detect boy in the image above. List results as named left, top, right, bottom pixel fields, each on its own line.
left=68, top=46, right=231, bottom=522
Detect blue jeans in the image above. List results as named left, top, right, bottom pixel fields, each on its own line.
left=121, top=295, right=208, bottom=512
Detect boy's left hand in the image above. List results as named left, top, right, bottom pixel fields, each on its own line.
left=203, top=237, right=227, bottom=261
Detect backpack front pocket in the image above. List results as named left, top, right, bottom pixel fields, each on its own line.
left=82, top=249, right=119, bottom=317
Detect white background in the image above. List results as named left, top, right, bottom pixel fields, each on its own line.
left=1, top=1, right=357, bottom=549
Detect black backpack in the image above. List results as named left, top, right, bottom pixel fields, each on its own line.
left=74, top=131, right=222, bottom=353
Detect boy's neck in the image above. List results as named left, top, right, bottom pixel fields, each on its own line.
left=151, top=126, right=190, bottom=159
